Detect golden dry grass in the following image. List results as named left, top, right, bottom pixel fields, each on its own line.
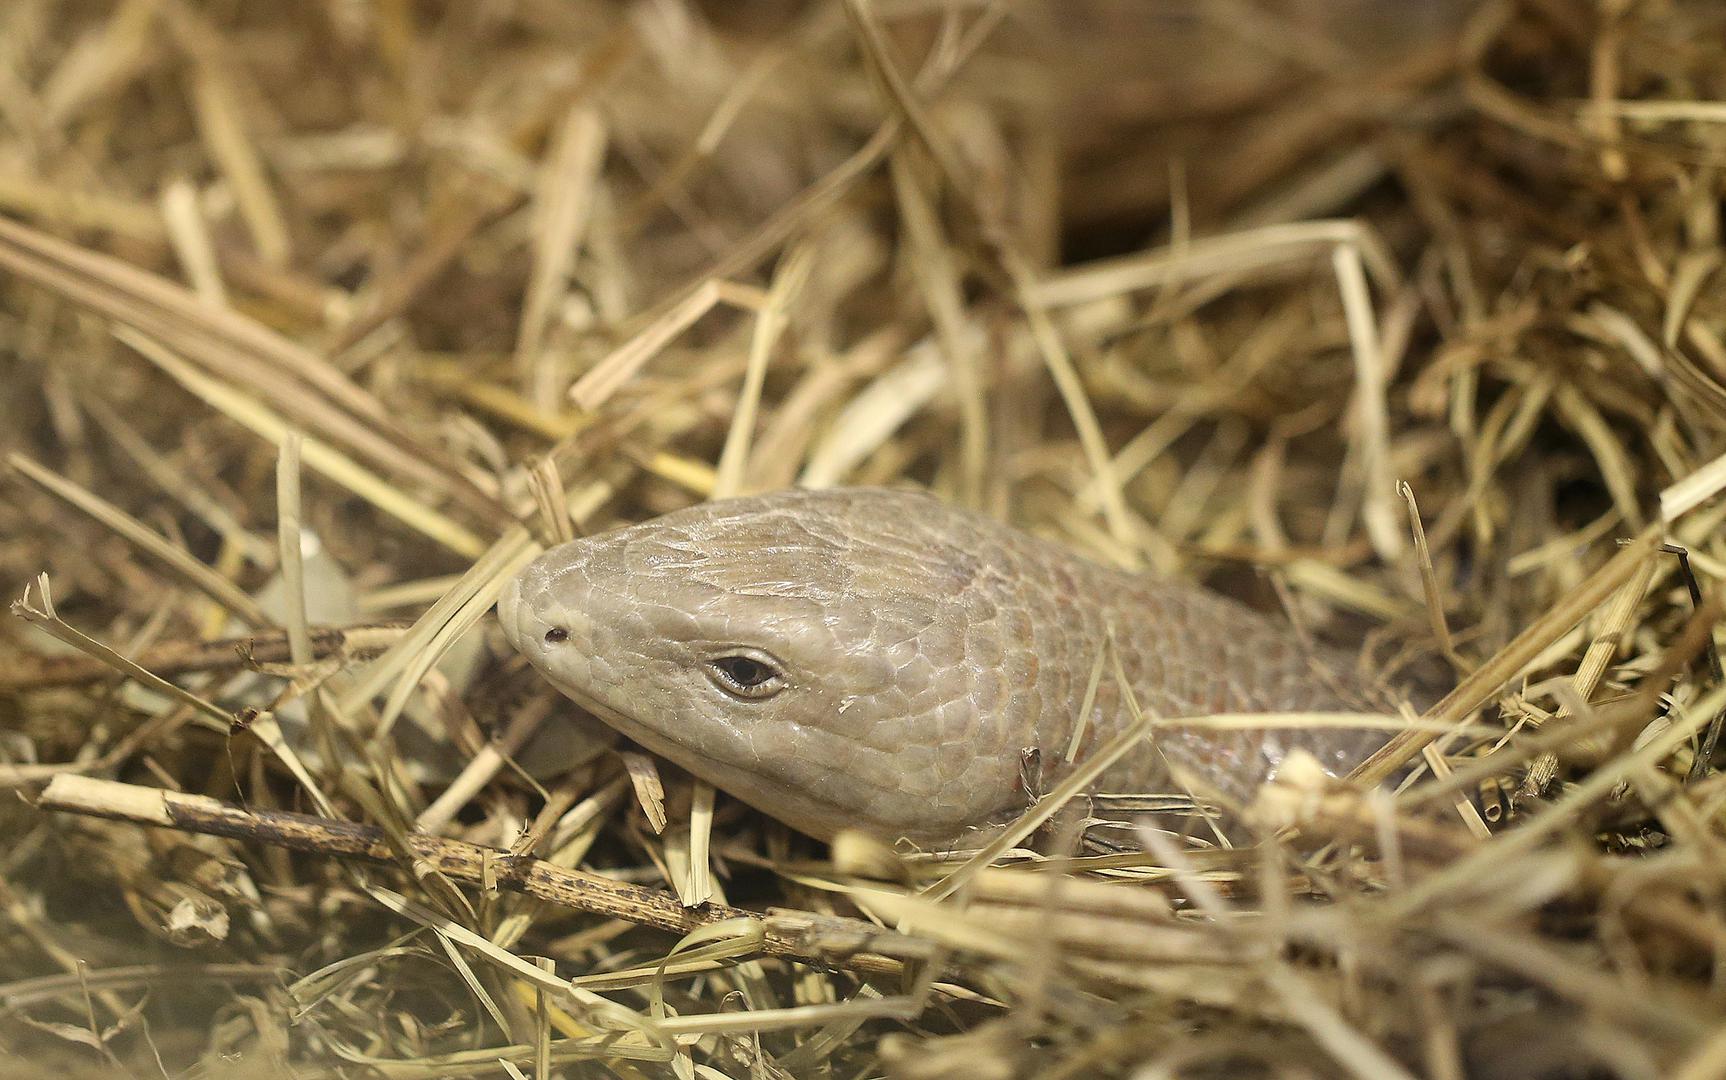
left=5, top=1, right=1726, bottom=1077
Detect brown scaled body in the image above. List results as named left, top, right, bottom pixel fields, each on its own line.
left=500, top=488, right=1389, bottom=847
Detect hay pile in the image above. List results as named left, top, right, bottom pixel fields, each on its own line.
left=4, top=1, right=1726, bottom=1076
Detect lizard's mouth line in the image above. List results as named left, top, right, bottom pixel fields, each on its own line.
left=523, top=672, right=880, bottom=842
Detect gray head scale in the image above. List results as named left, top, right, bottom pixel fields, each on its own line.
left=497, top=487, right=1035, bottom=845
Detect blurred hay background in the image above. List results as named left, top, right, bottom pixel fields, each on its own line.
left=6, top=0, right=1726, bottom=1077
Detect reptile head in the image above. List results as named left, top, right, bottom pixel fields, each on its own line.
left=498, top=488, right=1034, bottom=845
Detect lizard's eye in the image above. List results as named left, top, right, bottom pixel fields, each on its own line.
left=544, top=627, right=569, bottom=644
left=706, top=653, right=785, bottom=700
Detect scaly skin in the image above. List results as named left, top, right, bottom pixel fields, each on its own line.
left=498, top=487, right=1388, bottom=847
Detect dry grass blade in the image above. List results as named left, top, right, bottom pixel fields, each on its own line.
left=568, top=279, right=723, bottom=411
left=1334, top=241, right=1404, bottom=561
left=35, top=775, right=922, bottom=978
left=516, top=106, right=608, bottom=408
left=1388, top=677, right=1726, bottom=918
left=0, top=623, right=404, bottom=691
left=712, top=247, right=813, bottom=499
left=9, top=575, right=231, bottom=731
left=185, top=63, right=291, bottom=268
left=83, top=396, right=273, bottom=565
left=799, top=345, right=947, bottom=487
left=125, top=330, right=491, bottom=558
left=1029, top=220, right=1398, bottom=308
left=0, top=215, right=498, bottom=518
left=276, top=434, right=311, bottom=667
left=158, top=178, right=228, bottom=305
left=338, top=527, right=540, bottom=714
left=1264, top=967, right=1418, bottom=1080
left=10, top=4, right=1726, bottom=1076
left=9, top=453, right=269, bottom=626
left=1351, top=523, right=1662, bottom=785
left=369, top=540, right=540, bottom=737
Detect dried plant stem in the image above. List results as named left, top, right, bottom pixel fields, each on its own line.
left=36, top=775, right=919, bottom=978
left=9, top=452, right=270, bottom=626
left=276, top=433, right=312, bottom=667
left=124, top=330, right=491, bottom=559
left=11, top=575, right=231, bottom=729
left=0, top=623, right=405, bottom=691
left=1351, top=522, right=1662, bottom=786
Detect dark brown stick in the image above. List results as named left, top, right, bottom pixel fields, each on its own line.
left=1, top=624, right=406, bottom=691
left=36, top=776, right=920, bottom=977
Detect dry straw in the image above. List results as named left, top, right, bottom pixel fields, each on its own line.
left=5, top=2, right=1726, bottom=1077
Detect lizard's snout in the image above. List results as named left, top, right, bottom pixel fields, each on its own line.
left=497, top=573, right=522, bottom=640
left=498, top=557, right=561, bottom=657
left=499, top=545, right=601, bottom=661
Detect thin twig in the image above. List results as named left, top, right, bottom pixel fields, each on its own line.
left=36, top=775, right=923, bottom=978
left=1, top=623, right=406, bottom=691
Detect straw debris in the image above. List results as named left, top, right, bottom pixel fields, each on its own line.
left=6, top=1, right=1726, bottom=1076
